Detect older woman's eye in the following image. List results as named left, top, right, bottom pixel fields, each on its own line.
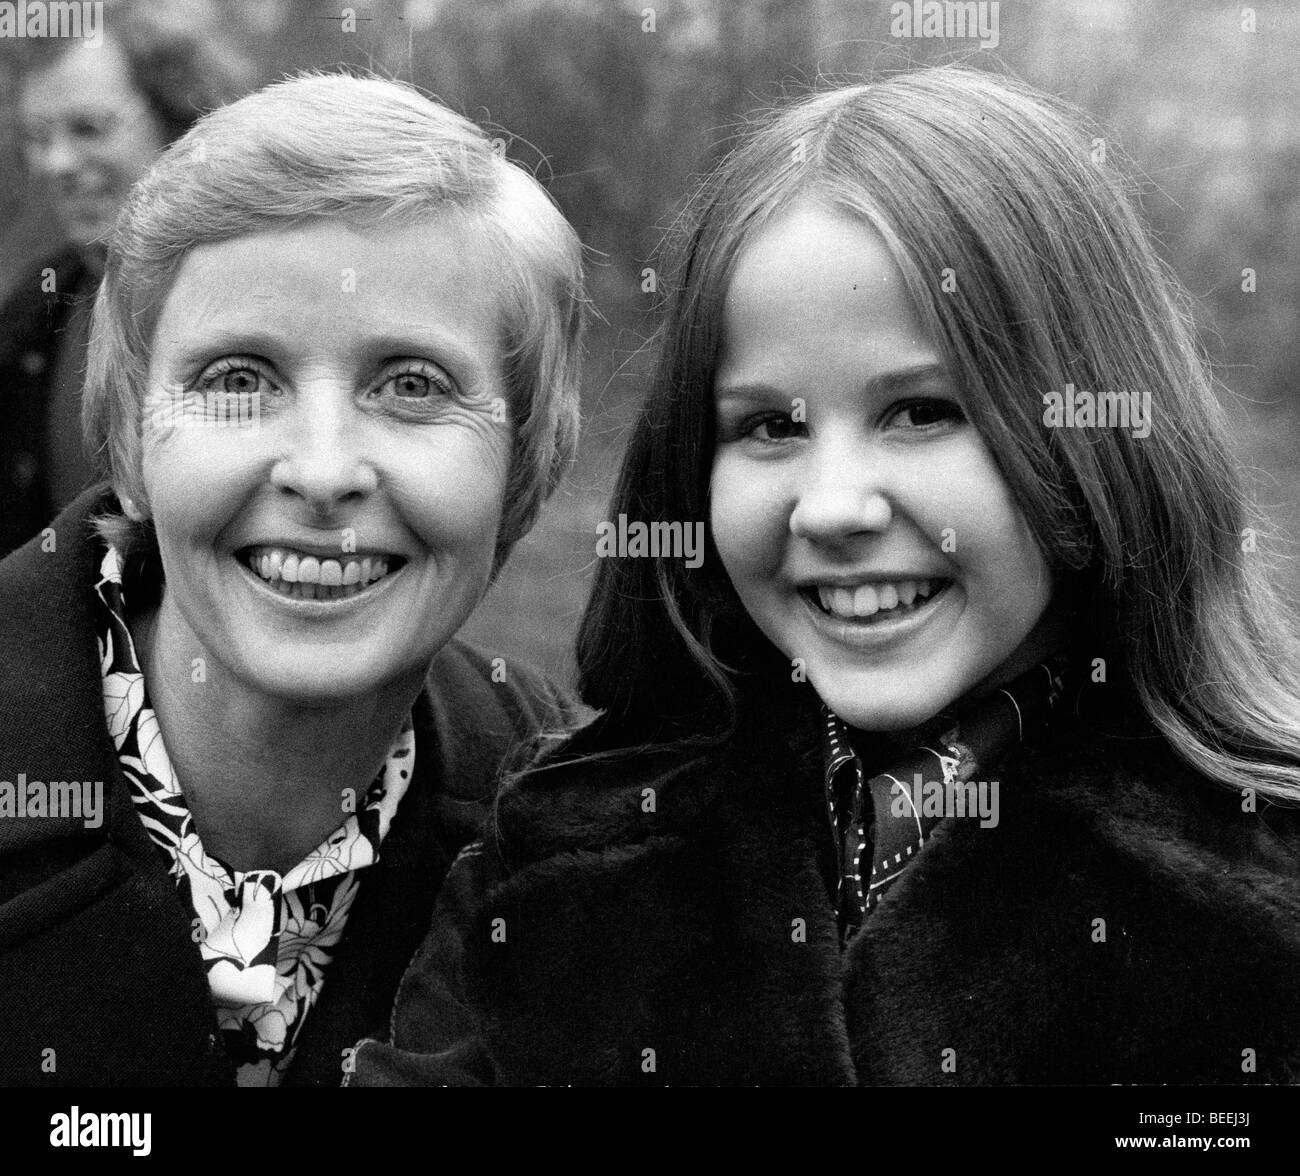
left=195, top=358, right=280, bottom=403
left=392, top=373, right=434, bottom=398
left=220, top=369, right=261, bottom=396
left=375, top=362, right=456, bottom=403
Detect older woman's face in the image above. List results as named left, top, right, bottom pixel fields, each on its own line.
left=141, top=217, right=512, bottom=705
left=19, top=37, right=168, bottom=250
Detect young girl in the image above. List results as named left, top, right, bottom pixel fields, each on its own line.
left=351, top=66, right=1300, bottom=1086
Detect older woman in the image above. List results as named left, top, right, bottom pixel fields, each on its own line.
left=0, top=72, right=585, bottom=1087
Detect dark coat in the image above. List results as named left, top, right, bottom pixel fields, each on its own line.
left=355, top=684, right=1300, bottom=1086
left=0, top=247, right=89, bottom=558
left=0, top=487, right=570, bottom=1086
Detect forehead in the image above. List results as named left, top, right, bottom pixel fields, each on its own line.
left=718, top=201, right=938, bottom=378
left=19, top=37, right=140, bottom=118
left=149, top=217, right=506, bottom=370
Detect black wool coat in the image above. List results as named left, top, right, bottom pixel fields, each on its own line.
left=0, top=488, right=570, bottom=1086
left=0, top=247, right=89, bottom=558
left=354, top=684, right=1300, bottom=1086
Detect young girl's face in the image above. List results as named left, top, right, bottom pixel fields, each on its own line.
left=709, top=200, right=1052, bottom=731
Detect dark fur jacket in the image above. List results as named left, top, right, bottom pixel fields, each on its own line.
left=353, top=684, right=1300, bottom=1086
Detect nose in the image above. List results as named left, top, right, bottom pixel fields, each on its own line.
left=31, top=130, right=81, bottom=181
left=788, top=433, right=892, bottom=544
left=269, top=391, right=379, bottom=516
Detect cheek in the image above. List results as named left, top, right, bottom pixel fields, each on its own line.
left=948, top=458, right=1052, bottom=621
left=143, top=433, right=258, bottom=541
left=709, top=455, right=788, bottom=582
left=387, top=425, right=511, bottom=555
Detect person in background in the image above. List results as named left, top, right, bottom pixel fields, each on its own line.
left=0, top=0, right=253, bottom=556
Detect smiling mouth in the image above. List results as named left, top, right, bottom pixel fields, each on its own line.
left=801, top=578, right=952, bottom=625
left=237, top=545, right=407, bottom=601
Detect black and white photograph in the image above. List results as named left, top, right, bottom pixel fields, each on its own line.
left=0, top=0, right=1297, bottom=1156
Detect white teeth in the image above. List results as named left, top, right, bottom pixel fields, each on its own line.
left=241, top=545, right=399, bottom=592
left=811, top=578, right=946, bottom=620
left=852, top=584, right=879, bottom=617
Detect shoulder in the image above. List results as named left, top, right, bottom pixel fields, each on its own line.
left=428, top=640, right=577, bottom=733
left=1018, top=723, right=1300, bottom=929
left=0, top=486, right=108, bottom=647
left=416, top=639, right=589, bottom=814
left=489, top=682, right=824, bottom=869
left=423, top=640, right=582, bottom=769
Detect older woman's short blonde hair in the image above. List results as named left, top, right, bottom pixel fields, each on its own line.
left=84, top=70, right=586, bottom=572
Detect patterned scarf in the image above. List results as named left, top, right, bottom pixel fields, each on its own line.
left=93, top=546, right=414, bottom=1085
left=822, top=657, right=1068, bottom=943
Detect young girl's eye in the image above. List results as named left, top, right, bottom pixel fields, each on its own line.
left=884, top=399, right=965, bottom=430
left=741, top=413, right=806, bottom=443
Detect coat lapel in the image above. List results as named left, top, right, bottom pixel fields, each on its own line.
left=0, top=490, right=242, bottom=1082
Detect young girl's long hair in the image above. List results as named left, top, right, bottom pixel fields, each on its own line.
left=574, top=66, right=1300, bottom=802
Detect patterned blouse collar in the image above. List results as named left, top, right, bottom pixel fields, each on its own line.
left=93, top=544, right=415, bottom=1084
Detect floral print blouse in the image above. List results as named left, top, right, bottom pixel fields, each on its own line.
left=94, top=546, right=414, bottom=1086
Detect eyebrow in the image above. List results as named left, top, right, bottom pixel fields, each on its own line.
left=714, top=362, right=952, bottom=403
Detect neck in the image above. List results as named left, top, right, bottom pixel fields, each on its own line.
left=130, top=598, right=426, bottom=875
left=851, top=593, right=1077, bottom=763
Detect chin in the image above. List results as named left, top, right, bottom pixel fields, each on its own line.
left=810, top=671, right=964, bottom=734
left=235, top=645, right=413, bottom=708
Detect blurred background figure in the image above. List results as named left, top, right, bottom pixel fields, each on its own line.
left=0, top=0, right=254, bottom=555
left=2, top=0, right=1295, bottom=673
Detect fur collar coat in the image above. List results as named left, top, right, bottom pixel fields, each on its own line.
left=356, top=686, right=1300, bottom=1086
